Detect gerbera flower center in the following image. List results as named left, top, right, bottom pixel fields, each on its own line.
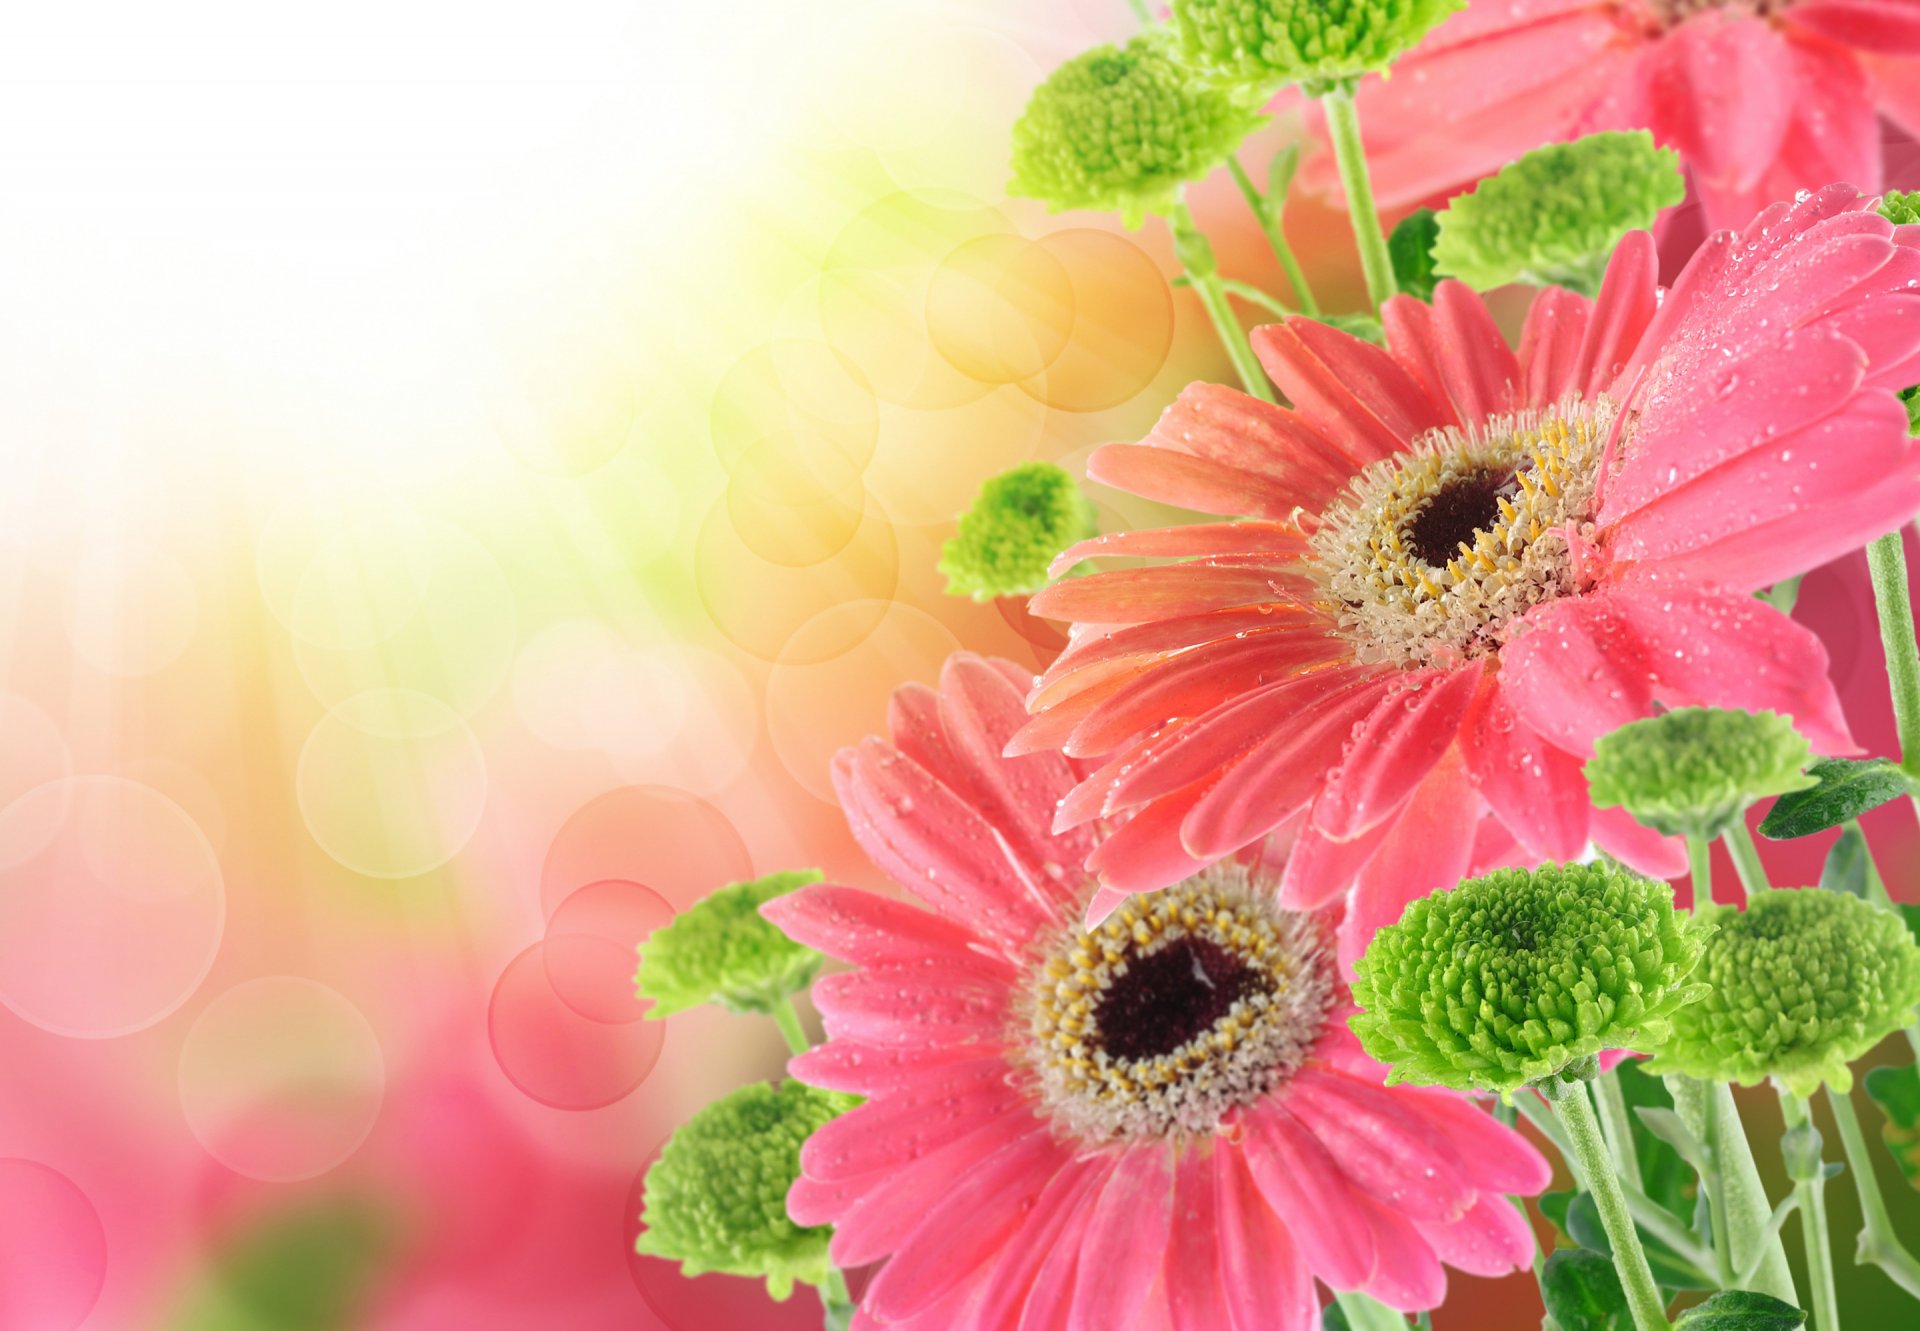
left=1308, top=401, right=1613, bottom=667
left=1022, top=868, right=1335, bottom=1141
left=1644, top=0, right=1788, bottom=27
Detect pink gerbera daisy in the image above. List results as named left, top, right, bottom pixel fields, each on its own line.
left=1021, top=185, right=1920, bottom=958
left=1299, top=0, right=1920, bottom=228
left=766, top=653, right=1549, bottom=1331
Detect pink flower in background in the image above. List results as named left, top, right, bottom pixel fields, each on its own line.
left=1301, top=0, right=1920, bottom=227
left=765, top=654, right=1546, bottom=1330
left=1023, top=185, right=1920, bottom=958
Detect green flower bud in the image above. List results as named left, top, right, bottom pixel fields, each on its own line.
left=1009, top=35, right=1266, bottom=228
left=1585, top=707, right=1816, bottom=840
left=636, top=870, right=825, bottom=1017
left=1433, top=131, right=1684, bottom=295
left=1351, top=861, right=1714, bottom=1096
left=1174, top=0, right=1465, bottom=95
left=1881, top=189, right=1920, bottom=227
left=636, top=1081, right=859, bottom=1298
left=1644, top=889, right=1920, bottom=1097
left=939, top=461, right=1097, bottom=602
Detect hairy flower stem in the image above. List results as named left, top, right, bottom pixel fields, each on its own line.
left=1669, top=1078, right=1799, bottom=1304
left=1779, top=1092, right=1840, bottom=1331
left=1825, top=1084, right=1920, bottom=1298
left=1335, top=1290, right=1410, bottom=1330
left=1319, top=87, right=1397, bottom=311
left=772, top=995, right=812, bottom=1058
left=1544, top=1076, right=1670, bottom=1331
left=1720, top=819, right=1770, bottom=900
left=1227, top=156, right=1320, bottom=316
left=821, top=1268, right=856, bottom=1331
left=1172, top=201, right=1276, bottom=403
left=1866, top=530, right=1920, bottom=792
left=1687, top=834, right=1714, bottom=908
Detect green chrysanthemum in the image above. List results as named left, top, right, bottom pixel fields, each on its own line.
left=1174, top=0, right=1465, bottom=93
left=1351, top=861, right=1714, bottom=1096
left=1433, top=131, right=1684, bottom=295
left=635, top=870, right=824, bottom=1017
left=1585, top=707, right=1816, bottom=840
left=1901, top=384, right=1919, bottom=436
left=1645, top=889, right=1920, bottom=1097
left=636, top=1081, right=859, bottom=1298
left=1881, top=189, right=1920, bottom=226
left=1008, top=35, right=1265, bottom=228
left=939, top=461, right=1097, bottom=601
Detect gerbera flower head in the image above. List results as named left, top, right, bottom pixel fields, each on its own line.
left=1643, top=887, right=1920, bottom=1096
left=1023, top=187, right=1920, bottom=961
left=1351, top=860, right=1713, bottom=1096
left=1299, top=0, right=1920, bottom=228
left=1585, top=707, right=1816, bottom=839
left=1175, top=0, right=1466, bottom=93
left=1008, top=34, right=1265, bottom=228
left=766, top=654, right=1549, bottom=1328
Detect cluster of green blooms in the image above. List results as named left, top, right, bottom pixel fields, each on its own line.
left=1585, top=707, right=1815, bottom=840
left=1646, top=889, right=1920, bottom=1097
left=635, top=869, right=825, bottom=1016
left=1008, top=35, right=1265, bottom=227
left=1174, top=0, right=1464, bottom=94
left=939, top=461, right=1097, bottom=601
left=636, top=1081, right=860, bottom=1298
left=1351, top=861, right=1713, bottom=1096
left=1882, top=189, right=1920, bottom=226
left=1432, top=131, right=1684, bottom=294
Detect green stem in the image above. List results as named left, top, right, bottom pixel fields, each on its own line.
left=1171, top=201, right=1276, bottom=403
left=1544, top=1077, right=1670, bottom=1331
left=1318, top=86, right=1397, bottom=311
left=1826, top=1084, right=1920, bottom=1299
left=1700, top=1087, right=1738, bottom=1287
left=1779, top=1092, right=1840, bottom=1331
left=1226, top=156, right=1319, bottom=316
left=1687, top=833, right=1714, bottom=908
left=1765, top=574, right=1803, bottom=617
left=1670, top=1078, right=1799, bottom=1303
left=821, top=1267, right=856, bottom=1331
left=1220, top=278, right=1294, bottom=320
left=1334, top=1290, right=1410, bottom=1330
left=1866, top=529, right=1920, bottom=785
left=772, top=995, right=812, bottom=1058
left=1721, top=819, right=1771, bottom=901
left=1848, top=821, right=1920, bottom=1060
left=1594, top=1069, right=1646, bottom=1191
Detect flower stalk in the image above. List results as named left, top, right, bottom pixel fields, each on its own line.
left=772, top=995, right=811, bottom=1058
left=1226, top=154, right=1319, bottom=315
left=1542, top=1073, right=1670, bottom=1331
left=1668, top=1077, right=1799, bottom=1304
left=1866, top=529, right=1920, bottom=790
left=1779, top=1091, right=1840, bottom=1331
left=1319, top=86, right=1397, bottom=310
left=1826, top=1083, right=1920, bottom=1299
left=1172, top=200, right=1276, bottom=402
left=1721, top=819, right=1771, bottom=900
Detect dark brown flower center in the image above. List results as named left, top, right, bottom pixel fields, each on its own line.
left=1406, top=469, right=1514, bottom=568
left=1092, top=936, right=1267, bottom=1061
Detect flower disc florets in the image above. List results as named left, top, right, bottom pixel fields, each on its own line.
left=1433, top=131, right=1684, bottom=294
left=940, top=461, right=1097, bottom=601
left=635, top=1081, right=859, bottom=1298
left=1008, top=35, right=1265, bottom=227
left=1645, top=889, right=1920, bottom=1097
left=1174, top=0, right=1466, bottom=94
left=1586, top=707, right=1816, bottom=840
left=636, top=870, right=824, bottom=1017
left=1351, top=861, right=1713, bottom=1096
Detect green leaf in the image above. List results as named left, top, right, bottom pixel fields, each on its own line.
left=1615, top=1060, right=1692, bottom=1221
left=1322, top=1302, right=1351, bottom=1331
left=1388, top=208, right=1440, bottom=302
left=1634, top=1106, right=1710, bottom=1175
left=1540, top=1188, right=1713, bottom=1292
left=1865, top=1062, right=1920, bottom=1190
left=1818, top=824, right=1870, bottom=896
left=1541, top=1248, right=1632, bottom=1331
left=1267, top=143, right=1300, bottom=206
left=1899, top=903, right=1920, bottom=947
left=1540, top=1189, right=1577, bottom=1240
left=1757, top=757, right=1914, bottom=840
left=1671, top=1289, right=1806, bottom=1329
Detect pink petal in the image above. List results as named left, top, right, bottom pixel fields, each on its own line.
left=1340, top=752, right=1483, bottom=967
left=1517, top=285, right=1593, bottom=408
left=1240, top=1106, right=1377, bottom=1289
left=1027, top=563, right=1308, bottom=625
left=1215, top=1147, right=1317, bottom=1331
left=1067, top=1146, right=1175, bottom=1331
left=1397, top=1087, right=1555, bottom=1194
left=1252, top=319, right=1438, bottom=463
left=823, top=1113, right=1042, bottom=1262
left=1314, top=664, right=1483, bottom=840
left=1085, top=441, right=1316, bottom=520
left=1036, top=604, right=1334, bottom=700
left=1458, top=671, right=1592, bottom=862
left=1591, top=802, right=1689, bottom=879
left=968, top=1157, right=1111, bottom=1331
left=1278, top=807, right=1389, bottom=912
left=1648, top=14, right=1794, bottom=193
left=1415, top=1194, right=1541, bottom=1277
left=1166, top=1150, right=1235, bottom=1331
left=1087, top=776, right=1225, bottom=896
left=1283, top=1068, right=1474, bottom=1220
left=1355, top=1192, right=1449, bottom=1310
left=801, top=1060, right=1023, bottom=1180
left=762, top=883, right=1008, bottom=973
left=1862, top=50, right=1920, bottom=136
left=1787, top=0, right=1920, bottom=52
left=1083, top=884, right=1131, bottom=929
left=859, top=1129, right=1069, bottom=1321
left=1144, top=381, right=1361, bottom=506
left=1573, top=230, right=1659, bottom=398
left=1498, top=594, right=1657, bottom=756
left=788, top=1041, right=1001, bottom=1096
left=1431, top=281, right=1520, bottom=424
left=1051, top=521, right=1309, bottom=576
left=1603, top=575, right=1858, bottom=753
left=811, top=963, right=1007, bottom=1048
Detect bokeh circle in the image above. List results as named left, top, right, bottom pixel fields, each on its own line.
left=0, top=1159, right=107, bottom=1331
